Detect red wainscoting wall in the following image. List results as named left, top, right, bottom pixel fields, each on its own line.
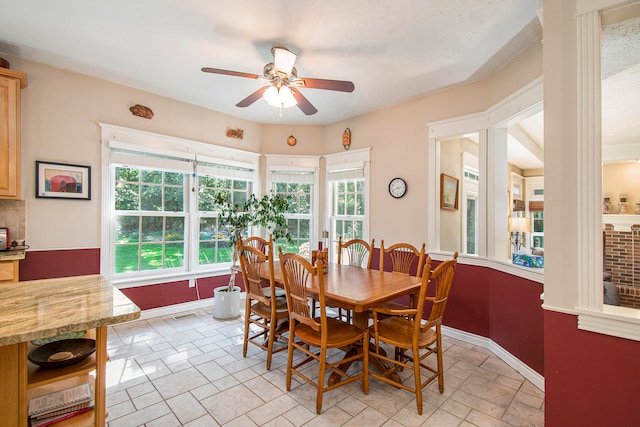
left=119, top=275, right=230, bottom=310
left=19, top=248, right=100, bottom=281
left=544, top=310, right=640, bottom=427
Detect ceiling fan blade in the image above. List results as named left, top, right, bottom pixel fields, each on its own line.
left=290, top=87, right=318, bottom=115
left=201, top=67, right=260, bottom=80
left=297, top=77, right=355, bottom=92
left=236, top=86, right=270, bottom=107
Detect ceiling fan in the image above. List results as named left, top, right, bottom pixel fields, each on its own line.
left=202, top=47, right=355, bottom=115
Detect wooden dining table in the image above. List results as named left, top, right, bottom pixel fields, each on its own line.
left=238, top=261, right=422, bottom=385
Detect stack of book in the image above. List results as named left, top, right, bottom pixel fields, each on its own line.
left=28, top=382, right=94, bottom=427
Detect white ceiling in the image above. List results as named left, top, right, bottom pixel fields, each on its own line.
left=0, top=0, right=542, bottom=126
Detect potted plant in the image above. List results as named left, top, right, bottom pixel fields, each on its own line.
left=212, top=191, right=292, bottom=318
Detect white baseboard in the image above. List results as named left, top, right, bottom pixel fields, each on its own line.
left=442, top=326, right=545, bottom=392
left=136, top=293, right=248, bottom=321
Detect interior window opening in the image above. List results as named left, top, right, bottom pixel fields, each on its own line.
left=438, top=133, right=479, bottom=255
left=601, top=5, right=640, bottom=308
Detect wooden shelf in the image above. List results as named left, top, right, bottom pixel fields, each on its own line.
left=27, top=330, right=97, bottom=389
left=27, top=375, right=97, bottom=427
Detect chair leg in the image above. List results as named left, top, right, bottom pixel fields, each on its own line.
left=436, top=333, right=444, bottom=393
left=413, top=347, right=423, bottom=415
left=363, top=331, right=369, bottom=395
left=316, top=348, right=326, bottom=414
left=242, top=299, right=251, bottom=357
left=266, top=317, right=276, bottom=370
left=286, top=331, right=294, bottom=391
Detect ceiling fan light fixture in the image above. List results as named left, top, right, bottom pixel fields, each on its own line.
left=263, top=85, right=297, bottom=108
left=272, top=47, right=296, bottom=75
left=263, top=86, right=280, bottom=107
left=279, top=86, right=297, bottom=108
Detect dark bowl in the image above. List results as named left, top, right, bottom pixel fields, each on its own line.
left=28, top=338, right=96, bottom=368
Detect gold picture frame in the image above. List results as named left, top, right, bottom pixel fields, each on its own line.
left=440, top=173, right=459, bottom=210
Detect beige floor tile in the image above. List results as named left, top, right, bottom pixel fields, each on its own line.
left=183, top=414, right=221, bottom=426
left=105, top=311, right=544, bottom=426
left=501, top=400, right=545, bottom=427
left=246, top=393, right=299, bottom=424
left=199, top=383, right=264, bottom=425
left=465, top=409, right=513, bottom=427
left=459, top=374, right=518, bottom=407
left=282, top=403, right=316, bottom=426
left=152, top=367, right=211, bottom=399
left=132, top=389, right=164, bottom=410
left=422, top=408, right=464, bottom=426
left=166, top=392, right=208, bottom=424
left=342, top=406, right=387, bottom=426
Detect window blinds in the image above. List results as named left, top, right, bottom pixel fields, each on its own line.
left=271, top=171, right=314, bottom=184
left=328, top=168, right=364, bottom=182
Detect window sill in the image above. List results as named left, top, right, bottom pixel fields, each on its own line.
left=577, top=305, right=640, bottom=342
left=111, top=267, right=231, bottom=289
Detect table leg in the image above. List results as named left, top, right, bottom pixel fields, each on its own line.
left=327, top=311, right=403, bottom=386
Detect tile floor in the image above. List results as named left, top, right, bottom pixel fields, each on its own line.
left=105, top=308, right=545, bottom=426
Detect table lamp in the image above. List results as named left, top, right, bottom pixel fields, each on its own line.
left=508, top=217, right=531, bottom=254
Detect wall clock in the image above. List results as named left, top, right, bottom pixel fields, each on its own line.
left=388, top=177, right=407, bottom=199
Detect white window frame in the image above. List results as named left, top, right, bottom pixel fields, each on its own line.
left=325, top=148, right=371, bottom=261
left=427, top=78, right=543, bottom=271
left=265, top=154, right=320, bottom=254
left=525, top=176, right=544, bottom=249
left=100, top=123, right=260, bottom=287
left=461, top=153, right=480, bottom=255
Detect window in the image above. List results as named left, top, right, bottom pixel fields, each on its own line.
left=332, top=175, right=365, bottom=240
left=325, top=149, right=371, bottom=260
left=197, top=174, right=252, bottom=265
left=462, top=157, right=479, bottom=255
left=265, top=155, right=320, bottom=257
left=114, top=168, right=187, bottom=273
left=101, top=125, right=259, bottom=285
left=271, top=171, right=314, bottom=254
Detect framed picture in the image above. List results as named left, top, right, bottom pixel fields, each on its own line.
left=36, top=161, right=91, bottom=200
left=440, top=173, right=459, bottom=210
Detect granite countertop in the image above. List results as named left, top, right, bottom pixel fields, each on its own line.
left=0, top=274, right=140, bottom=346
left=0, top=249, right=26, bottom=261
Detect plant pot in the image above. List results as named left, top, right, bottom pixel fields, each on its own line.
left=213, top=286, right=241, bottom=319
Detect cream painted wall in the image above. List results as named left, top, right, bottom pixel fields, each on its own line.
left=542, top=0, right=579, bottom=309
left=603, top=161, right=640, bottom=213
left=2, top=37, right=542, bottom=254
left=7, top=55, right=262, bottom=250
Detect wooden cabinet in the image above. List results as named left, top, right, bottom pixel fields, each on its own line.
left=24, top=328, right=108, bottom=426
left=0, top=329, right=108, bottom=426
left=0, top=68, right=27, bottom=199
left=0, top=259, right=19, bottom=282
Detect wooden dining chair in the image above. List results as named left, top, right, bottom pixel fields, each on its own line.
left=379, top=240, right=426, bottom=277
left=238, top=243, right=289, bottom=370
left=243, top=235, right=271, bottom=255
left=335, top=236, right=375, bottom=322
left=279, top=249, right=369, bottom=414
left=368, top=253, right=458, bottom=415
left=337, top=236, right=375, bottom=268
left=377, top=240, right=426, bottom=312
left=240, top=235, right=286, bottom=299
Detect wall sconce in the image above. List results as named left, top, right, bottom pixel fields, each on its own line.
left=342, top=128, right=351, bottom=150
left=508, top=216, right=531, bottom=254
left=287, top=135, right=297, bottom=146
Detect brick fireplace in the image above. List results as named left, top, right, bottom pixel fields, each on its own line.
left=603, top=220, right=640, bottom=308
